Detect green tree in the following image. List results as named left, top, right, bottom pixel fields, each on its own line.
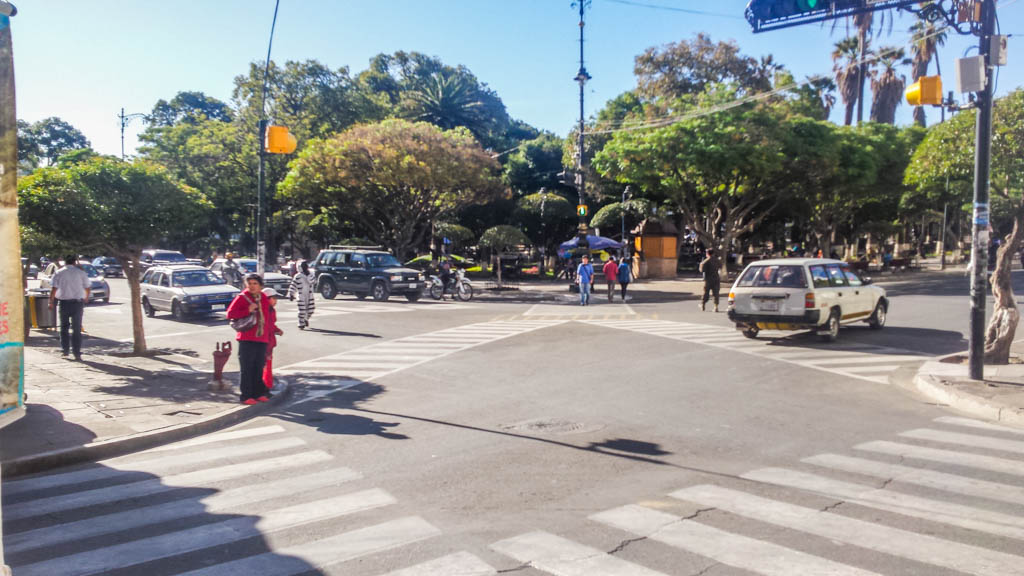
left=595, top=91, right=791, bottom=275
left=16, top=118, right=40, bottom=171
left=479, top=225, right=530, bottom=286
left=21, top=117, right=90, bottom=166
left=512, top=191, right=576, bottom=263
left=832, top=37, right=864, bottom=126
left=589, top=198, right=653, bottom=239
left=503, top=133, right=568, bottom=194
left=280, top=119, right=501, bottom=259
left=148, top=91, right=233, bottom=126
left=909, top=17, right=948, bottom=126
left=17, top=159, right=211, bottom=354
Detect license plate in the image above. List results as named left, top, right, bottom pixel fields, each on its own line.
left=757, top=299, right=779, bottom=312
left=408, top=283, right=419, bottom=289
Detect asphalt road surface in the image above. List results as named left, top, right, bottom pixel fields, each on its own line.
left=7, top=271, right=1024, bottom=576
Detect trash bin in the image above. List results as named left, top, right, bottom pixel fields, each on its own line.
left=24, top=289, right=55, bottom=329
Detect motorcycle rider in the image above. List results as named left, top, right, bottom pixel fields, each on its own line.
left=439, top=257, right=453, bottom=300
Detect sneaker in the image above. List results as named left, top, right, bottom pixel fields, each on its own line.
left=242, top=398, right=259, bottom=405
left=61, top=350, right=69, bottom=357
left=74, top=355, right=82, bottom=361
left=256, top=396, right=270, bottom=403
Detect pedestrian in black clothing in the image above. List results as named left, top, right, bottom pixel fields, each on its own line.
left=699, top=249, right=721, bottom=312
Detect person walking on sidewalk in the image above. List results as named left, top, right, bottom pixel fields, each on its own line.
left=602, top=256, right=618, bottom=302
left=222, top=252, right=242, bottom=289
left=48, top=254, right=90, bottom=360
left=261, top=287, right=284, bottom=393
left=699, top=248, right=721, bottom=312
left=617, top=255, right=633, bottom=302
left=227, top=274, right=272, bottom=405
left=576, top=254, right=594, bottom=306
left=287, top=260, right=316, bottom=329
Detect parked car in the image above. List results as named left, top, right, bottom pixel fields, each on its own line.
left=91, top=256, right=124, bottom=278
left=139, top=264, right=238, bottom=320
left=140, top=249, right=188, bottom=270
left=726, top=258, right=887, bottom=342
left=209, top=258, right=291, bottom=295
left=38, top=262, right=110, bottom=303
left=312, top=246, right=424, bottom=302
left=21, top=257, right=38, bottom=279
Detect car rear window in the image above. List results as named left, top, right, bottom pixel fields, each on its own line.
left=737, top=265, right=807, bottom=288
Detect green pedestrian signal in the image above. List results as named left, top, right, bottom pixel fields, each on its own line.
left=577, top=204, right=588, bottom=217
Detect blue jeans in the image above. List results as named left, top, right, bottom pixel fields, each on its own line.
left=579, top=281, right=591, bottom=305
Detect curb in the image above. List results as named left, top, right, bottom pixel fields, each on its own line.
left=912, top=359, right=1024, bottom=428
left=1, top=380, right=293, bottom=478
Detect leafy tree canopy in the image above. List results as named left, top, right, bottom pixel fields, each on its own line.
left=148, top=91, right=233, bottom=126
left=17, top=117, right=90, bottom=168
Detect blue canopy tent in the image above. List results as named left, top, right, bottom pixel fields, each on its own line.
left=558, top=235, right=624, bottom=258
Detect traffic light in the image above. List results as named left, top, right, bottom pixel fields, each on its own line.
left=265, top=125, right=297, bottom=154
left=577, top=204, right=588, bottom=217
left=748, top=0, right=823, bottom=22
left=905, top=76, right=943, bottom=106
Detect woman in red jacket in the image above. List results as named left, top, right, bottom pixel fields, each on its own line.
left=226, top=274, right=272, bottom=404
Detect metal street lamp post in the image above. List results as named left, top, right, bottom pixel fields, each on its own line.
left=118, top=108, right=146, bottom=161
left=539, top=187, right=548, bottom=277
left=621, top=185, right=632, bottom=254
left=256, top=0, right=281, bottom=276
left=572, top=1, right=591, bottom=253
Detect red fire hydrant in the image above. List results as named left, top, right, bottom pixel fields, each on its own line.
left=211, top=341, right=232, bottom=391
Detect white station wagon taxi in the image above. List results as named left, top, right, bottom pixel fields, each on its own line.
left=727, top=258, right=887, bottom=342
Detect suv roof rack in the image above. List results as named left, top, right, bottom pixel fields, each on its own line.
left=326, top=245, right=388, bottom=252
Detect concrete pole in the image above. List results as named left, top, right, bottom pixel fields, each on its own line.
left=0, top=5, right=23, bottom=574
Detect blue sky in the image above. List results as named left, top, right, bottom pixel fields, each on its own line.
left=11, top=0, right=1024, bottom=156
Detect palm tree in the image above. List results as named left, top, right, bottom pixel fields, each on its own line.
left=869, top=46, right=910, bottom=124
left=832, top=37, right=863, bottom=126
left=909, top=15, right=948, bottom=126
left=403, top=72, right=491, bottom=137
left=853, top=12, right=873, bottom=124
left=810, top=77, right=838, bottom=118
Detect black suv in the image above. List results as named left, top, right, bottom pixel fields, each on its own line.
left=312, top=246, right=424, bottom=302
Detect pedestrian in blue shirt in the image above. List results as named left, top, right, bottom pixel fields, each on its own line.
left=576, top=254, right=594, bottom=306
left=617, top=256, right=632, bottom=302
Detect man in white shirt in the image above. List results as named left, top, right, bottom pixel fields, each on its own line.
left=48, top=254, right=91, bottom=360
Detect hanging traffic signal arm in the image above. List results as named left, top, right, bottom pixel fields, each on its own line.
left=747, top=0, right=920, bottom=32
left=265, top=125, right=297, bottom=154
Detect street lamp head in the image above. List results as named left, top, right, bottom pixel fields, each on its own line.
left=574, top=69, right=592, bottom=84
left=539, top=187, right=547, bottom=197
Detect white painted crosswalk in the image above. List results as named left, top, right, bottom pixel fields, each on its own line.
left=278, top=320, right=565, bottom=382
left=485, top=415, right=1024, bottom=576
left=585, top=318, right=930, bottom=384
left=2, top=421, right=443, bottom=576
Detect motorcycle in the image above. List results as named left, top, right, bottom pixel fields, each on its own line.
left=430, top=268, right=473, bottom=301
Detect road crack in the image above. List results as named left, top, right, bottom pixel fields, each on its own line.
left=497, top=562, right=531, bottom=574
left=690, top=561, right=722, bottom=576
left=607, top=535, right=647, bottom=556
left=819, top=500, right=845, bottom=513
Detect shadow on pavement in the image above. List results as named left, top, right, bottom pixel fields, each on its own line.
left=302, top=327, right=381, bottom=338
left=2, top=456, right=321, bottom=575
left=761, top=325, right=967, bottom=356
left=275, top=382, right=407, bottom=439
left=0, top=404, right=97, bottom=463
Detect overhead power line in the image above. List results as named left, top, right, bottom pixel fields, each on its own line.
left=600, top=0, right=742, bottom=19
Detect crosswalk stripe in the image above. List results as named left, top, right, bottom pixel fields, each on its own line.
left=5, top=466, right=362, bottom=554
left=742, top=467, right=1024, bottom=540
left=490, top=531, right=667, bottom=576
left=143, top=424, right=286, bottom=453
left=803, top=355, right=927, bottom=366
left=900, top=428, right=1024, bottom=455
left=304, top=359, right=412, bottom=368
left=176, top=516, right=440, bottom=576
left=803, top=453, right=1024, bottom=506
left=2, top=436, right=307, bottom=498
left=5, top=449, right=333, bottom=521
left=379, top=551, right=497, bottom=576
left=377, top=342, right=467, bottom=348
left=591, top=504, right=881, bottom=576
left=857, top=440, right=1024, bottom=477
left=934, top=416, right=1024, bottom=436
left=671, top=484, right=1024, bottom=576
left=15, top=488, right=397, bottom=576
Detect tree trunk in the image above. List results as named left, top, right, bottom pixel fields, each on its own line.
left=496, top=251, right=503, bottom=287
left=122, top=255, right=147, bottom=355
left=984, top=205, right=1024, bottom=364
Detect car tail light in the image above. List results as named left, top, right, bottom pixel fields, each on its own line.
left=805, top=292, right=815, bottom=308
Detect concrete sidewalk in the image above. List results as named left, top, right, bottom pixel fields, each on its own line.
left=912, top=341, right=1024, bottom=428
left=0, top=334, right=289, bottom=477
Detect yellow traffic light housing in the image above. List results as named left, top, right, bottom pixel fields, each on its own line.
left=577, top=204, right=588, bottom=217
left=265, top=125, right=297, bottom=154
left=906, top=76, right=943, bottom=106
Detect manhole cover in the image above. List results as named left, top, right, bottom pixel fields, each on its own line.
left=500, top=418, right=603, bottom=436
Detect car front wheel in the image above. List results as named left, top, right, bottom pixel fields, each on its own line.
left=319, top=279, right=337, bottom=300
left=742, top=326, right=759, bottom=339
left=142, top=297, right=155, bottom=317
left=371, top=281, right=390, bottom=302
left=819, top=309, right=840, bottom=342
left=869, top=301, right=887, bottom=330
left=172, top=301, right=187, bottom=322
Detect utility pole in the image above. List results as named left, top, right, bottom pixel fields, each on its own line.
left=967, top=0, right=997, bottom=380
left=256, top=0, right=281, bottom=275
left=573, top=1, right=591, bottom=252
left=0, top=5, right=23, bottom=574
left=118, top=108, right=145, bottom=161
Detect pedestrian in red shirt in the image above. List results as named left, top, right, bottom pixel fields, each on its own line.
left=226, top=274, right=273, bottom=404
left=261, top=287, right=284, bottom=392
left=603, top=256, right=619, bottom=302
